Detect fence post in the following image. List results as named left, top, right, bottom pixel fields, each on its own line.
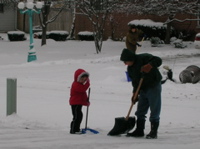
left=7, top=78, right=17, bottom=116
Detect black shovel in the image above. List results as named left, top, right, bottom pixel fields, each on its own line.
left=107, top=78, right=144, bottom=136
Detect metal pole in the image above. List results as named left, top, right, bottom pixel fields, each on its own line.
left=27, top=9, right=37, bottom=62
left=18, top=1, right=42, bottom=63
left=85, top=88, right=90, bottom=129
left=7, top=78, right=17, bottom=116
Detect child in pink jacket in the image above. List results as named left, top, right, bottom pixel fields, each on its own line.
left=69, top=69, right=90, bottom=134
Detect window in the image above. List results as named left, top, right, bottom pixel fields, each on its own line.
left=0, top=3, right=4, bottom=13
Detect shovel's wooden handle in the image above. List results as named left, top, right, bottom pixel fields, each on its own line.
left=125, top=78, right=143, bottom=120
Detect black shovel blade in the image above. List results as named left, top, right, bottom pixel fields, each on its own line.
left=107, top=116, right=135, bottom=136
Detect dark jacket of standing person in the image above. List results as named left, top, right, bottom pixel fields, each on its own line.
left=126, top=25, right=144, bottom=53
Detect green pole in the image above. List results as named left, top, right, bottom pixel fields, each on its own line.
left=7, top=78, right=17, bottom=116
left=27, top=9, right=37, bottom=62
left=19, top=8, right=41, bottom=62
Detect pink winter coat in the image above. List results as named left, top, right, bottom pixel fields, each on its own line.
left=69, top=69, right=90, bottom=106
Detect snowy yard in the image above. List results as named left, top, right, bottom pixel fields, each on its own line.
left=0, top=33, right=200, bottom=149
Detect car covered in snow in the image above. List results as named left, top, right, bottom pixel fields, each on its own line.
left=194, top=33, right=200, bottom=49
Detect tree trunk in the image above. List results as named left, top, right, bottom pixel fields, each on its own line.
left=165, top=22, right=171, bottom=44
left=69, top=8, right=76, bottom=39
left=41, top=14, right=48, bottom=46
left=41, top=26, right=47, bottom=46
left=93, top=26, right=103, bottom=54
left=40, top=1, right=50, bottom=46
left=165, top=15, right=174, bottom=44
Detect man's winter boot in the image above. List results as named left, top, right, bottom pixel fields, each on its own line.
left=146, top=122, right=159, bottom=139
left=127, top=119, right=145, bottom=137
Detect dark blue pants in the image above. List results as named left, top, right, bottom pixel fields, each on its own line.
left=135, top=82, right=162, bottom=122
left=70, top=105, right=83, bottom=133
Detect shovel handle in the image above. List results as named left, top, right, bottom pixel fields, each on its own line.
left=125, top=78, right=143, bottom=120
left=85, top=88, right=91, bottom=129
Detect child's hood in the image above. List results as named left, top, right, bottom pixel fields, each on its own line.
left=74, top=69, right=89, bottom=82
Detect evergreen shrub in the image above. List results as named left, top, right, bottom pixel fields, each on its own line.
left=7, top=31, right=26, bottom=41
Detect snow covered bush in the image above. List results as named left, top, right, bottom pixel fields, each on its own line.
left=178, top=30, right=196, bottom=41
left=78, top=31, right=94, bottom=41
left=34, top=31, right=69, bottom=41
left=170, top=37, right=177, bottom=43
left=49, top=31, right=69, bottom=41
left=172, top=39, right=187, bottom=49
left=150, top=37, right=164, bottom=47
left=7, top=31, right=26, bottom=41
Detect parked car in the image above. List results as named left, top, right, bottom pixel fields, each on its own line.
left=194, top=33, right=200, bottom=49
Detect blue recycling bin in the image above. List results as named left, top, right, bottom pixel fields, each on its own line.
left=125, top=71, right=132, bottom=82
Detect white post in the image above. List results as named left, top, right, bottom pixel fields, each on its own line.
left=7, top=78, right=17, bottom=116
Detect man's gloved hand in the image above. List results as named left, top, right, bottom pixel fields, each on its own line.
left=141, top=64, right=152, bottom=73
left=131, top=93, right=139, bottom=104
left=136, top=42, right=142, bottom=47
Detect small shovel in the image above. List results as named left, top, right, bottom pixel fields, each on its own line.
left=108, top=78, right=144, bottom=136
left=82, top=88, right=99, bottom=134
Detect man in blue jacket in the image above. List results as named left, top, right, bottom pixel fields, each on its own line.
left=120, top=48, right=162, bottom=139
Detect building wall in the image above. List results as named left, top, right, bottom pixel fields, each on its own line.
left=17, top=9, right=73, bottom=33
left=0, top=5, right=17, bottom=33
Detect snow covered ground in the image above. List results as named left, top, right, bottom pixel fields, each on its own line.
left=0, top=33, right=200, bottom=149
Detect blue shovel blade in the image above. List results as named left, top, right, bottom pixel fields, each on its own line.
left=82, top=128, right=99, bottom=134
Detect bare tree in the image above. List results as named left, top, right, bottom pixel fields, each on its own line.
left=68, top=3, right=76, bottom=40
left=38, top=0, right=71, bottom=46
left=125, top=0, right=200, bottom=44
left=75, top=0, right=124, bottom=54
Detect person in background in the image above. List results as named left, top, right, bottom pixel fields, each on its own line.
left=69, top=69, right=90, bottom=134
left=120, top=48, right=162, bottom=139
left=126, top=24, right=144, bottom=53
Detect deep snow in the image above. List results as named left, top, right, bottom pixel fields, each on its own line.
left=0, top=33, right=200, bottom=149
